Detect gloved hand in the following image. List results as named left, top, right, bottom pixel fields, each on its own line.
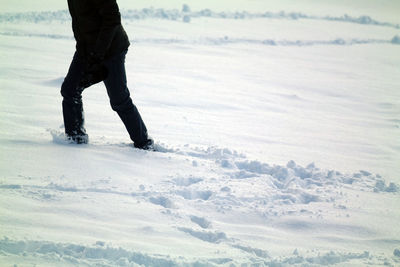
left=79, top=53, right=108, bottom=89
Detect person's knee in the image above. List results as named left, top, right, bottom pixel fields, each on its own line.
left=61, top=79, right=72, bottom=98
left=61, top=79, right=82, bottom=100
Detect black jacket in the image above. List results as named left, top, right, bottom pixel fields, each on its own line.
left=67, top=0, right=130, bottom=59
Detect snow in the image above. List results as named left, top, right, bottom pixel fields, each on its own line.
left=1, top=0, right=400, bottom=266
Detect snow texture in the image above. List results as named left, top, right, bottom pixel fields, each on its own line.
left=1, top=1, right=400, bottom=266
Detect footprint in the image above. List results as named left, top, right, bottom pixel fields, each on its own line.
left=177, top=227, right=227, bottom=243
left=176, top=190, right=213, bottom=201
left=190, top=216, right=212, bottom=229
left=172, top=177, right=203, bottom=186
left=149, top=196, right=176, bottom=209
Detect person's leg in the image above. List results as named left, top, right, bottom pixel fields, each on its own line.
left=60, top=52, right=88, bottom=143
left=103, top=50, right=151, bottom=147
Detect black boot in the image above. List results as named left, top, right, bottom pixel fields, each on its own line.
left=67, top=132, right=88, bottom=144
left=134, top=138, right=154, bottom=150
left=62, top=95, right=88, bottom=144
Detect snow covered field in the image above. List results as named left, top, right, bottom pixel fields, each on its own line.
left=0, top=0, right=400, bottom=266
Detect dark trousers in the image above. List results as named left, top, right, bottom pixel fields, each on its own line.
left=61, top=50, right=148, bottom=144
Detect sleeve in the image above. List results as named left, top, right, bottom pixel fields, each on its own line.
left=92, top=0, right=122, bottom=58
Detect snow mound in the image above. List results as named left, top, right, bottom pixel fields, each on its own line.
left=177, top=228, right=227, bottom=243
left=0, top=238, right=376, bottom=266
left=0, top=238, right=182, bottom=266
left=391, top=35, right=400, bottom=44
left=133, top=144, right=398, bottom=218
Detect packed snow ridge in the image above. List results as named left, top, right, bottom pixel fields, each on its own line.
left=1, top=31, right=397, bottom=47
left=0, top=238, right=390, bottom=266
left=0, top=6, right=399, bottom=29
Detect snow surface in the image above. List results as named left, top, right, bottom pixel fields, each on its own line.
left=0, top=0, right=400, bottom=266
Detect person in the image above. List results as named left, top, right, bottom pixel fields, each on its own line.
left=61, top=0, right=154, bottom=150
